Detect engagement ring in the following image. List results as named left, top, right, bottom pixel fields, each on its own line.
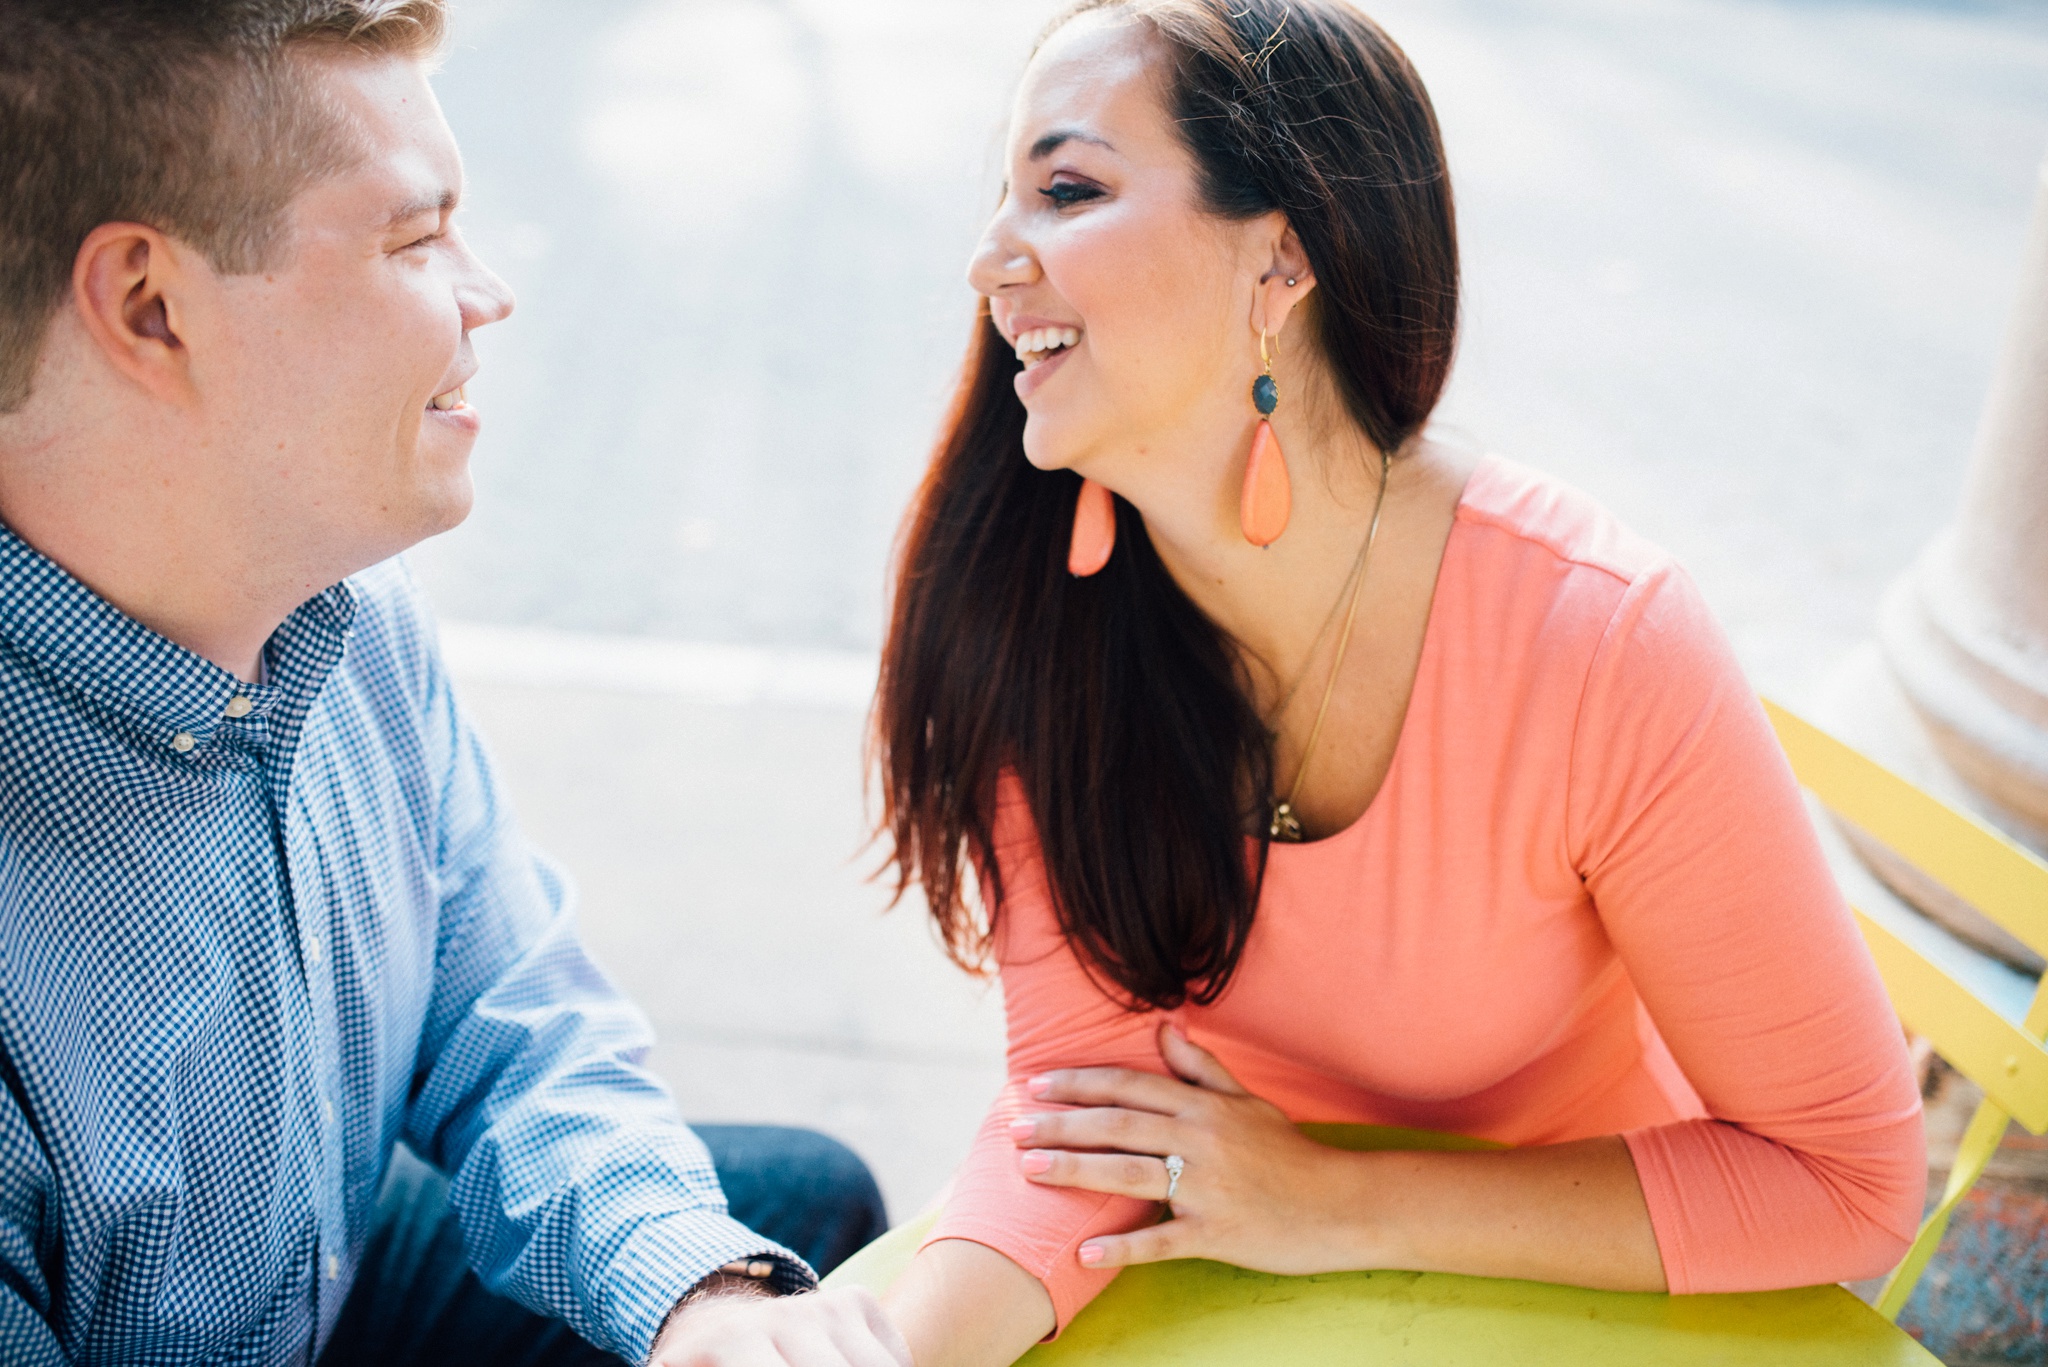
left=1163, top=1153, right=1185, bottom=1203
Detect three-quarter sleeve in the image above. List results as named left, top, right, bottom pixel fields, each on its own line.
left=1569, top=561, right=1926, bottom=1292
left=919, top=776, right=1169, bottom=1333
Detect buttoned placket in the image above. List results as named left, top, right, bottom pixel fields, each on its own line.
left=267, top=609, right=360, bottom=1340
left=159, top=680, right=349, bottom=1330
left=279, top=780, right=352, bottom=1325
left=196, top=629, right=357, bottom=1337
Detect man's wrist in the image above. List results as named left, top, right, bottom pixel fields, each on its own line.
left=649, top=1261, right=784, bottom=1359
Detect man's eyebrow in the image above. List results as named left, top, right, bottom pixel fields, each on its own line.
left=383, top=188, right=458, bottom=229
left=1029, top=129, right=1116, bottom=160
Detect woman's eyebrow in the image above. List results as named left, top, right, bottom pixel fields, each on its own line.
left=1029, top=129, right=1116, bottom=161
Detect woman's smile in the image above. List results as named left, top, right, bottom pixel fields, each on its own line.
left=1003, top=319, right=1086, bottom=401
left=1012, top=325, right=1081, bottom=365
left=1015, top=335, right=1080, bottom=400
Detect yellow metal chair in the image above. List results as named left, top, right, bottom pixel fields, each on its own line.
left=1763, top=700, right=2048, bottom=1319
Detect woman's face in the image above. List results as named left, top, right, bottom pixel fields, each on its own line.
left=970, top=15, right=1282, bottom=481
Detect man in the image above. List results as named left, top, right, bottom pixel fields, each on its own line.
left=0, top=3, right=912, bottom=1364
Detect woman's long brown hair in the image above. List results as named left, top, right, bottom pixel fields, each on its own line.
left=875, top=0, right=1460, bottom=1012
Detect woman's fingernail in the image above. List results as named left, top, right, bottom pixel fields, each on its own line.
left=1020, top=1150, right=1053, bottom=1176
left=1009, top=1118, right=1036, bottom=1143
left=1078, top=1244, right=1104, bottom=1266
left=1027, top=1075, right=1053, bottom=1098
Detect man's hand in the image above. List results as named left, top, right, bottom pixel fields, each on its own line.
left=649, top=1284, right=913, bottom=1367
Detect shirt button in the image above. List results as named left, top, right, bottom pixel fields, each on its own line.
left=322, top=1097, right=336, bottom=1125
left=307, top=935, right=324, bottom=965
left=225, top=696, right=254, bottom=719
left=325, top=1254, right=341, bottom=1281
left=170, top=732, right=195, bottom=753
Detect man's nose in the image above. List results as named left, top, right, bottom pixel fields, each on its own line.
left=459, top=256, right=517, bottom=331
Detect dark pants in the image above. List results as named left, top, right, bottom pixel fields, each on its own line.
left=317, top=1127, right=888, bottom=1367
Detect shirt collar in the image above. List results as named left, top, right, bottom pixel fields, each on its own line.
left=0, top=520, right=357, bottom=761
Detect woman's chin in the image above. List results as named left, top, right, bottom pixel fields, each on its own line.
left=1020, top=418, right=1087, bottom=473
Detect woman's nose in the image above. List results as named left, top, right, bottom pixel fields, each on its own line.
left=967, top=211, right=1039, bottom=296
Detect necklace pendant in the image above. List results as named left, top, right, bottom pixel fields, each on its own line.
left=1269, top=800, right=1304, bottom=843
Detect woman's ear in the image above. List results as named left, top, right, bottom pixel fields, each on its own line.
left=1250, top=220, right=1316, bottom=341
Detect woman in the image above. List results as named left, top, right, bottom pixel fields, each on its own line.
left=871, top=3, right=1925, bottom=1364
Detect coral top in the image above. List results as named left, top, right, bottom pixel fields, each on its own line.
left=924, top=455, right=1925, bottom=1331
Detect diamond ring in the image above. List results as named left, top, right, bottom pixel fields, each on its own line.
left=1162, top=1153, right=1185, bottom=1203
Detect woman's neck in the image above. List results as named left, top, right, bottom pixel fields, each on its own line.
left=1109, top=393, right=1397, bottom=709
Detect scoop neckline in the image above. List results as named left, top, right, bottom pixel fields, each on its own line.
left=1266, top=451, right=1493, bottom=855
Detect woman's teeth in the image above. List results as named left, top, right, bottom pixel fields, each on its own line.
left=428, top=385, right=467, bottom=411
left=1014, top=327, right=1080, bottom=366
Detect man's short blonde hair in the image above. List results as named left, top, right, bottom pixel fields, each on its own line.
left=0, top=0, right=448, bottom=412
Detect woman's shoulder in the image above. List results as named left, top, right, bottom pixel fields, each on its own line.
left=1451, top=453, right=1675, bottom=595
left=1436, top=452, right=1729, bottom=695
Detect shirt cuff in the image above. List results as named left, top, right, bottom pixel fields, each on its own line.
left=598, top=1208, right=817, bottom=1359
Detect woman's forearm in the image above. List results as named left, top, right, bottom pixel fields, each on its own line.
left=1327, top=1135, right=1666, bottom=1292
left=1014, top=1036, right=1667, bottom=1295
left=883, top=1139, right=1659, bottom=1367
left=883, top=1238, right=1056, bottom=1367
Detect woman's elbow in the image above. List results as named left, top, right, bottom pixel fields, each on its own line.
left=1836, top=1212, right=1919, bottom=1286
left=1829, top=1140, right=1930, bottom=1285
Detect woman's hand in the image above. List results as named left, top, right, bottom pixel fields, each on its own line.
left=1011, top=1024, right=1374, bottom=1275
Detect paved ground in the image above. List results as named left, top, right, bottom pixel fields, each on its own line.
left=449, top=671, right=991, bottom=1219
left=418, top=0, right=2048, bottom=695
left=417, top=0, right=2048, bottom=1220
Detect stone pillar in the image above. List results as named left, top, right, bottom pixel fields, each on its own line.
left=1819, top=151, right=2048, bottom=1360
left=1881, top=151, right=2048, bottom=858
left=1821, top=154, right=2048, bottom=975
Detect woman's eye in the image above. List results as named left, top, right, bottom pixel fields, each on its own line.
left=1039, top=181, right=1104, bottom=208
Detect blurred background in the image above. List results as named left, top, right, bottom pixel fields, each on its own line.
left=411, top=0, right=2048, bottom=1225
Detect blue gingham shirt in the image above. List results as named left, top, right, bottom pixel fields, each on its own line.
left=0, top=526, right=810, bottom=1365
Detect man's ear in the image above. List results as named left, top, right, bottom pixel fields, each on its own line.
left=1250, top=219, right=1316, bottom=341
left=71, top=223, right=200, bottom=406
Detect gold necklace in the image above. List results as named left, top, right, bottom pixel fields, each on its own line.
left=1269, top=449, right=1393, bottom=843
left=1264, top=528, right=1370, bottom=724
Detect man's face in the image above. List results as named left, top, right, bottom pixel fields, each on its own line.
left=203, top=51, right=513, bottom=573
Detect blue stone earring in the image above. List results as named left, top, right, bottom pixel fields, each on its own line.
left=1241, top=325, right=1291, bottom=546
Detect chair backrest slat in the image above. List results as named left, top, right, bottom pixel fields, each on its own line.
left=1768, top=699, right=2048, bottom=1314
left=1764, top=701, right=2048, bottom=961
left=1854, top=908, right=2048, bottom=1132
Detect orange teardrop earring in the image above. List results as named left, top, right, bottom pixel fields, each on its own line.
left=1241, top=327, right=1290, bottom=547
left=1068, top=477, right=1116, bottom=576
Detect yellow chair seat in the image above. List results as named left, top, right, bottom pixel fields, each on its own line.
left=824, top=1125, right=1937, bottom=1365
